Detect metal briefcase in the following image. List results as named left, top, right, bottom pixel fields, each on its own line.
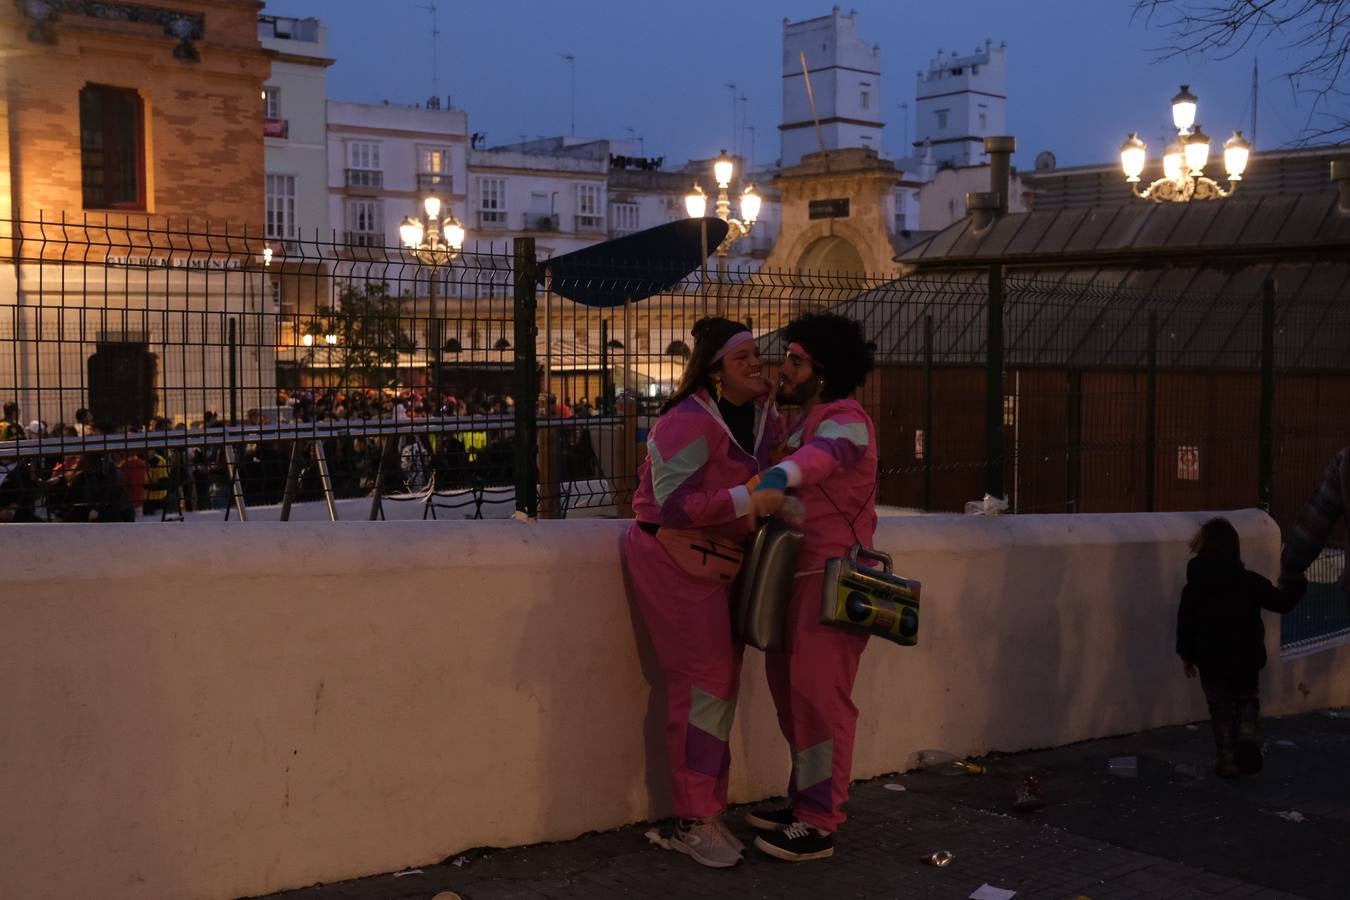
left=733, top=518, right=803, bottom=651
left=820, top=545, right=920, bottom=646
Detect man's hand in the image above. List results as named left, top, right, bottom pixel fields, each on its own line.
left=1183, top=661, right=1197, bottom=679
left=750, top=488, right=785, bottom=519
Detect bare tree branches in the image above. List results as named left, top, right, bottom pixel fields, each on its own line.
left=1133, top=1, right=1350, bottom=142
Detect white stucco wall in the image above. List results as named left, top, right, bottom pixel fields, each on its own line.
left=1, top=509, right=1344, bottom=900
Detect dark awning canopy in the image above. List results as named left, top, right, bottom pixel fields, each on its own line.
left=539, top=217, right=729, bottom=307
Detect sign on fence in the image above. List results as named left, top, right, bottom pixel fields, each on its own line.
left=1177, top=445, right=1200, bottom=481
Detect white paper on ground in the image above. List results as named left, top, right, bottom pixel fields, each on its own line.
left=884, top=782, right=907, bottom=791
left=970, top=885, right=1017, bottom=900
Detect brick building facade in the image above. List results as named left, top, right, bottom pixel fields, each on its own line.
left=1, top=1, right=274, bottom=428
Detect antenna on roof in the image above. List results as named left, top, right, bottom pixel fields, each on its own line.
left=561, top=54, right=576, bottom=136
left=419, top=2, right=440, bottom=98
left=1251, top=57, right=1259, bottom=146
left=725, top=83, right=738, bottom=157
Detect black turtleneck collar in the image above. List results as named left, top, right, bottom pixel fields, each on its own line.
left=717, top=394, right=756, bottom=454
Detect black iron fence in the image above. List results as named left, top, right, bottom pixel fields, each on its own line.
left=2, top=215, right=1348, bottom=551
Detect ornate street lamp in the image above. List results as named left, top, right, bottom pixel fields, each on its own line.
left=400, top=194, right=467, bottom=411
left=685, top=149, right=760, bottom=314
left=1120, top=85, right=1251, bottom=201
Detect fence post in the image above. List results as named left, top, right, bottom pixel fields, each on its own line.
left=227, top=316, right=238, bottom=425
left=984, top=264, right=1005, bottom=500
left=599, top=319, right=611, bottom=415
left=1259, top=278, right=1276, bottom=512
left=513, top=237, right=539, bottom=518
left=922, top=313, right=933, bottom=510
left=1066, top=369, right=1081, bottom=512
left=1145, top=311, right=1158, bottom=512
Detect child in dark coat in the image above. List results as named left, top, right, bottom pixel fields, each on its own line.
left=1177, top=518, right=1298, bottom=777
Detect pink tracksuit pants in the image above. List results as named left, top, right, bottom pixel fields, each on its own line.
left=765, top=572, right=869, bottom=833
left=624, top=524, right=744, bottom=819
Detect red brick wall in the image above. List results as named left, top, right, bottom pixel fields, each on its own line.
left=2, top=1, right=268, bottom=233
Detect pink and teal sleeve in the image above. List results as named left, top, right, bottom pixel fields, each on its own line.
left=766, top=410, right=871, bottom=490
left=645, top=412, right=751, bottom=527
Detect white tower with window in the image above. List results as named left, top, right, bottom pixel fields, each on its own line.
left=780, top=8, right=883, bottom=168
left=913, top=39, right=1007, bottom=168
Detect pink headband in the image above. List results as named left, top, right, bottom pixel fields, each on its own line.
left=710, top=330, right=755, bottom=365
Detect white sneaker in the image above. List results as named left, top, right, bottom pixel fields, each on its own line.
left=645, top=817, right=743, bottom=868
left=711, top=816, right=745, bottom=853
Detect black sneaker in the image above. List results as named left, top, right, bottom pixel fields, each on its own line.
left=753, top=821, right=834, bottom=862
left=1235, top=741, right=1264, bottom=775
left=745, top=806, right=795, bottom=832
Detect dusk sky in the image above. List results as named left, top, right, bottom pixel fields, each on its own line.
left=263, top=0, right=1326, bottom=171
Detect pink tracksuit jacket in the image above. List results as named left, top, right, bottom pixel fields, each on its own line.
left=766, top=397, right=879, bottom=833
left=625, top=388, right=782, bottom=819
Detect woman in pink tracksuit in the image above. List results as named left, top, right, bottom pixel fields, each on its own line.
left=743, top=313, right=878, bottom=863
left=625, top=317, right=782, bottom=869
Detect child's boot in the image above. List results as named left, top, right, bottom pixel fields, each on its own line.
left=1235, top=698, right=1263, bottom=775
left=1211, top=718, right=1240, bottom=778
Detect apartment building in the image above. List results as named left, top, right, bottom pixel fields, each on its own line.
left=260, top=13, right=332, bottom=338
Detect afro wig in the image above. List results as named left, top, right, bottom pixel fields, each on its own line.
left=780, top=313, right=874, bottom=401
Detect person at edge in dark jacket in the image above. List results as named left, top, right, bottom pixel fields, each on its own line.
left=1279, top=445, right=1349, bottom=602
left=1176, top=517, right=1299, bottom=778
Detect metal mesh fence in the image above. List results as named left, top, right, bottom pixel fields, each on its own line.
left=2, top=214, right=1348, bottom=547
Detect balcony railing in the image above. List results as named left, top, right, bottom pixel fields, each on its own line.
left=417, top=173, right=454, bottom=193
left=264, top=117, right=289, bottom=139
left=523, top=212, right=559, bottom=232
left=477, top=210, right=509, bottom=230
left=343, top=230, right=384, bottom=247
left=575, top=214, right=605, bottom=233
left=345, top=169, right=383, bottom=189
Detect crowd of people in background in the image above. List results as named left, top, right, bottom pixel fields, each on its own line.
left=277, top=386, right=599, bottom=423
left=1, top=387, right=605, bottom=522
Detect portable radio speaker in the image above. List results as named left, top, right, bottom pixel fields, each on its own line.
left=820, top=546, right=920, bottom=646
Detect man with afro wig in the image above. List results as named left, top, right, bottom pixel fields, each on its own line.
left=743, top=313, right=879, bottom=862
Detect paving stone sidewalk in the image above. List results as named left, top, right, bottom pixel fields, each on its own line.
left=254, top=709, right=1350, bottom=900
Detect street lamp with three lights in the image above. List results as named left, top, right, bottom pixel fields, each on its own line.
left=685, top=150, right=761, bottom=314
left=400, top=194, right=467, bottom=410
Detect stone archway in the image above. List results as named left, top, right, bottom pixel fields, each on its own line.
left=762, top=148, right=902, bottom=277
left=795, top=234, right=866, bottom=275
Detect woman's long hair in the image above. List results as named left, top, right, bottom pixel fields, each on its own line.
left=659, top=317, right=750, bottom=415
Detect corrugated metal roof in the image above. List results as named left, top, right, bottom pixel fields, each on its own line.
left=771, top=263, right=1350, bottom=371
left=899, top=192, right=1348, bottom=264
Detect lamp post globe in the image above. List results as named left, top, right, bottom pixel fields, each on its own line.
left=1184, top=125, right=1211, bottom=174
left=1120, top=132, right=1146, bottom=182
left=1171, top=84, right=1198, bottom=134
left=713, top=150, right=734, bottom=188
left=1224, top=130, right=1251, bottom=180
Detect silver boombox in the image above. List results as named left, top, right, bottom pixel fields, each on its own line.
left=820, top=546, right=920, bottom=647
